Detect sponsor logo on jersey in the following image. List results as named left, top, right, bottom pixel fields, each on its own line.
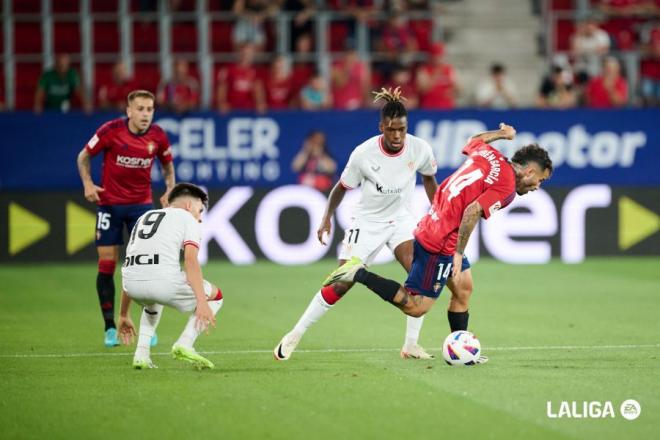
left=116, top=155, right=153, bottom=168
left=87, top=134, right=100, bottom=149
left=488, top=201, right=502, bottom=216
left=375, top=183, right=403, bottom=195
left=123, top=254, right=160, bottom=267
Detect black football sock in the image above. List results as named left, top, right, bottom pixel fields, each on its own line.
left=448, top=310, right=469, bottom=332
left=97, top=261, right=116, bottom=330
left=354, top=268, right=401, bottom=303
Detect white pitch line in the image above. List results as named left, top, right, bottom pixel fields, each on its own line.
left=1, top=343, right=659, bottom=359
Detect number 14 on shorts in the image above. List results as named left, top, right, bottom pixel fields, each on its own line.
left=437, top=262, right=452, bottom=283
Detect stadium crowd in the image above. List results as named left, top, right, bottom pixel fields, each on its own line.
left=21, top=0, right=660, bottom=113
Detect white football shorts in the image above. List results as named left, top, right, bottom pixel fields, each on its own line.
left=338, top=213, right=418, bottom=265
left=123, top=271, right=215, bottom=313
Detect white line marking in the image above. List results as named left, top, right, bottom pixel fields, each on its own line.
left=1, top=344, right=659, bottom=359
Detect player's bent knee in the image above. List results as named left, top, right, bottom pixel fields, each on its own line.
left=332, top=281, right=353, bottom=295
left=207, top=284, right=223, bottom=301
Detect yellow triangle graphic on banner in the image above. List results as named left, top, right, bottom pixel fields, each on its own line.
left=9, top=203, right=50, bottom=255
left=619, top=196, right=660, bottom=250
left=66, top=202, right=96, bottom=255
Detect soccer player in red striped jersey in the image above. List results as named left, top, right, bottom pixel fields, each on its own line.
left=76, top=90, right=175, bottom=347
left=324, top=123, right=553, bottom=363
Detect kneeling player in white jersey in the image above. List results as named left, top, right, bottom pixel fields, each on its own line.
left=117, top=183, right=224, bottom=370
left=274, top=87, right=439, bottom=360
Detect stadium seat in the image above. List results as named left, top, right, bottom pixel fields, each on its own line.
left=329, top=22, right=350, bottom=52
left=14, top=22, right=42, bottom=54
left=411, top=19, right=433, bottom=52
left=133, top=62, right=161, bottom=92
left=12, top=0, right=40, bottom=13
left=15, top=63, right=43, bottom=109
left=207, top=0, right=234, bottom=11
left=211, top=21, right=234, bottom=53
left=54, top=21, right=81, bottom=54
left=549, top=0, right=575, bottom=10
left=91, top=0, right=118, bottom=12
left=94, top=20, right=120, bottom=54
left=171, top=21, right=198, bottom=53
left=554, top=19, right=575, bottom=51
left=133, top=21, right=160, bottom=53
left=52, top=0, right=79, bottom=13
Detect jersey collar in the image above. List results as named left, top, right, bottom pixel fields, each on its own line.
left=125, top=118, right=153, bottom=137
left=378, top=135, right=406, bottom=157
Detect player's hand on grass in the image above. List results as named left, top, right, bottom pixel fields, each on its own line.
left=451, top=252, right=463, bottom=281
left=499, top=123, right=516, bottom=140
left=195, top=302, right=216, bottom=334
left=117, top=316, right=137, bottom=345
left=83, top=183, right=104, bottom=203
left=317, top=217, right=332, bottom=245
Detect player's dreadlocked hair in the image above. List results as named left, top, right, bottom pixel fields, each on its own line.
left=372, top=86, right=408, bottom=120
left=511, top=144, right=554, bottom=175
left=168, top=182, right=209, bottom=209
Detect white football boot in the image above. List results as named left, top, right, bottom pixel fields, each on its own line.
left=400, top=343, right=435, bottom=360
left=273, top=331, right=301, bottom=361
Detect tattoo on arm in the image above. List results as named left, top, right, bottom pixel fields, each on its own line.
left=162, top=162, right=175, bottom=189
left=456, top=202, right=482, bottom=254
left=470, top=129, right=505, bottom=144
left=77, top=150, right=93, bottom=184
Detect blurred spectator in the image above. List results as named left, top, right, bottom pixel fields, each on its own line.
left=34, top=54, right=90, bottom=113
left=300, top=73, right=332, bottom=110
left=216, top=43, right=265, bottom=113
left=284, top=0, right=316, bottom=52
left=537, top=65, right=577, bottom=108
left=232, top=0, right=279, bottom=51
left=97, top=62, right=137, bottom=111
left=262, top=55, right=293, bottom=110
left=157, top=59, right=200, bottom=114
left=331, top=47, right=371, bottom=110
left=291, top=130, right=337, bottom=192
left=475, top=63, right=517, bottom=109
left=585, top=56, right=629, bottom=107
left=326, top=0, right=376, bottom=50
left=416, top=42, right=458, bottom=109
left=640, top=26, right=660, bottom=106
left=290, top=33, right=316, bottom=101
left=386, top=64, right=418, bottom=109
left=571, top=19, right=611, bottom=78
left=374, top=14, right=417, bottom=80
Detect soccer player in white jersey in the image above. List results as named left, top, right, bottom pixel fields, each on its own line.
left=117, top=183, right=224, bottom=370
left=274, top=87, right=439, bottom=360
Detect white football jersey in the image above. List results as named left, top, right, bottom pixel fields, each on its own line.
left=122, top=207, right=201, bottom=280
left=340, top=134, right=437, bottom=222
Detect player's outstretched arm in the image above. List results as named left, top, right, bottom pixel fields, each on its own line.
left=469, top=122, right=516, bottom=144
left=317, top=182, right=347, bottom=245
left=422, top=174, right=438, bottom=204
left=452, top=201, right=483, bottom=280
left=117, top=292, right=136, bottom=345
left=76, top=148, right=104, bottom=203
left=159, top=162, right=176, bottom=207
left=183, top=245, right=216, bottom=333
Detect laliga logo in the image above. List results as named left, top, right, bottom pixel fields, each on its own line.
left=546, top=399, right=641, bottom=420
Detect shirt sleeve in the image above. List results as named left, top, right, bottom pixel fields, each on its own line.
left=476, top=182, right=516, bottom=219
left=339, top=149, right=362, bottom=189
left=183, top=213, right=202, bottom=249
left=84, top=124, right=111, bottom=157
left=461, top=138, right=488, bottom=156
left=157, top=128, right=173, bottom=165
left=417, top=140, right=438, bottom=176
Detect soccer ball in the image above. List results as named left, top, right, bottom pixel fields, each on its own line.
left=442, top=331, right=481, bottom=366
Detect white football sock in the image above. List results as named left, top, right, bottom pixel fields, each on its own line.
left=404, top=315, right=424, bottom=348
left=292, top=291, right=333, bottom=337
left=135, top=304, right=164, bottom=359
left=176, top=299, right=224, bottom=349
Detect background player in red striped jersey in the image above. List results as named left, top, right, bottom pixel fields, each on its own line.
left=76, top=90, right=175, bottom=347
left=324, top=123, right=553, bottom=363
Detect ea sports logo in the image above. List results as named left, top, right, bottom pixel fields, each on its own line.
left=620, top=399, right=641, bottom=420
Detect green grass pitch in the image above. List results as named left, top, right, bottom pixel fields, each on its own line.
left=0, top=258, right=658, bottom=439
